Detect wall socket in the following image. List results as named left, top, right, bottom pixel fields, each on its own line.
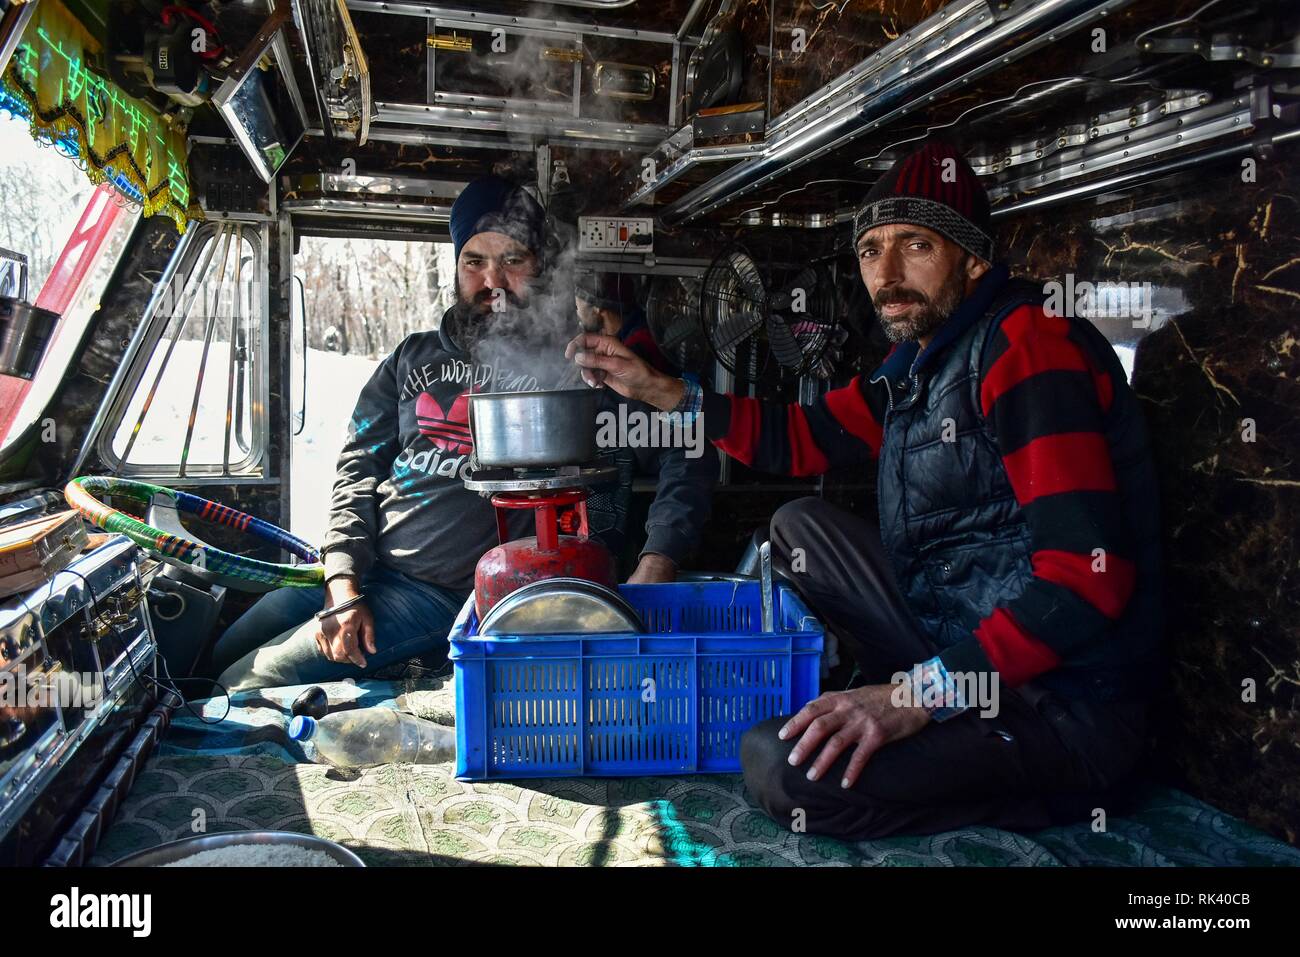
left=577, top=216, right=654, bottom=253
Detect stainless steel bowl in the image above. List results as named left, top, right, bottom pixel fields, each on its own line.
left=110, top=830, right=365, bottom=867
left=478, top=577, right=644, bottom=636
left=469, top=389, right=599, bottom=468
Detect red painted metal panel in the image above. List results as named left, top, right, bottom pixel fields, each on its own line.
left=0, top=186, right=128, bottom=445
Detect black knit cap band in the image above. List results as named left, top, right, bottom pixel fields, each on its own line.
left=853, top=196, right=994, bottom=264
left=853, top=139, right=994, bottom=264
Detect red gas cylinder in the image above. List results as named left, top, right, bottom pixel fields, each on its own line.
left=474, top=488, right=616, bottom=619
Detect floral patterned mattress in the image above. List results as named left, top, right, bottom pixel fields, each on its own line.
left=91, top=679, right=1300, bottom=867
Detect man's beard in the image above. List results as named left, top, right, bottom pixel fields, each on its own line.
left=444, top=281, right=529, bottom=352
left=873, top=264, right=968, bottom=344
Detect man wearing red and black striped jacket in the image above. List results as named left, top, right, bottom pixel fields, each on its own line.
left=568, top=139, right=1163, bottom=841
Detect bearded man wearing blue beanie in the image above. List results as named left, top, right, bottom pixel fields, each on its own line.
left=208, top=175, right=714, bottom=690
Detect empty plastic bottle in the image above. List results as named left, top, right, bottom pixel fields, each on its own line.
left=288, top=709, right=456, bottom=768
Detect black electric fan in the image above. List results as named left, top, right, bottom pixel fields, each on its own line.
left=699, top=244, right=838, bottom=386
left=645, top=276, right=711, bottom=374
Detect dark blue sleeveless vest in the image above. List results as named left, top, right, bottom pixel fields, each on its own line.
left=869, top=268, right=1163, bottom=701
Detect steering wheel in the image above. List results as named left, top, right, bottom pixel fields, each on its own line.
left=65, top=476, right=324, bottom=592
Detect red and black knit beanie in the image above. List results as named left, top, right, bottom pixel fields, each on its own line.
left=853, top=139, right=994, bottom=264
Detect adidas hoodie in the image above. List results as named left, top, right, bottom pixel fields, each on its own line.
left=320, top=307, right=715, bottom=591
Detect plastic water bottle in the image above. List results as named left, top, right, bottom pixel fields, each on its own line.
left=288, top=709, right=456, bottom=768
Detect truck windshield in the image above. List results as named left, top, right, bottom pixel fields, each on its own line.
left=0, top=112, right=139, bottom=451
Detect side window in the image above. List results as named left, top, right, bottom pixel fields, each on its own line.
left=102, top=222, right=269, bottom=477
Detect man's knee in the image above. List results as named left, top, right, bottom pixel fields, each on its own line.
left=769, top=497, right=835, bottom=569
left=215, top=623, right=326, bottom=692
left=740, top=717, right=806, bottom=823
left=741, top=716, right=920, bottom=841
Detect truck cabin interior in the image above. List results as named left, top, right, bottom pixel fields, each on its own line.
left=0, top=0, right=1297, bottom=875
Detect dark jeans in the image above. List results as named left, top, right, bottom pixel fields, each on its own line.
left=207, top=563, right=467, bottom=692
left=740, top=497, right=1148, bottom=841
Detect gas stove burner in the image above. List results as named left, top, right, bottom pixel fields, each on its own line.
left=516, top=465, right=582, bottom=479
left=463, top=464, right=618, bottom=493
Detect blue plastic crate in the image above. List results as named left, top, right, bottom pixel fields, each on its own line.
left=448, top=580, right=823, bottom=780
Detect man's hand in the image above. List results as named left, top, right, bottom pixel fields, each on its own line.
left=780, top=684, right=931, bottom=789
left=565, top=332, right=686, bottom=411
left=627, top=552, right=676, bottom=584
left=317, top=576, right=377, bottom=667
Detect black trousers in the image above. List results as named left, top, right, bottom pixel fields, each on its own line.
left=740, top=497, right=1149, bottom=841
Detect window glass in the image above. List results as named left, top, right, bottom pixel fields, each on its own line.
left=108, top=225, right=264, bottom=473
left=0, top=114, right=139, bottom=451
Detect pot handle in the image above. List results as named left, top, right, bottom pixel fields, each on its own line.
left=465, top=392, right=481, bottom=473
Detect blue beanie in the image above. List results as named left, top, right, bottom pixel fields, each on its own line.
left=450, top=175, right=547, bottom=264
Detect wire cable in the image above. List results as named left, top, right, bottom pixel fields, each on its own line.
left=54, top=566, right=232, bottom=725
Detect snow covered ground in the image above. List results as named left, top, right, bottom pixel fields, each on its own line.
left=289, top=348, right=380, bottom=545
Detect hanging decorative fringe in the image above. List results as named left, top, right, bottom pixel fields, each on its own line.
left=0, top=0, right=198, bottom=233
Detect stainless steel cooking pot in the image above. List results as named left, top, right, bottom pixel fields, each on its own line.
left=468, top=389, right=599, bottom=468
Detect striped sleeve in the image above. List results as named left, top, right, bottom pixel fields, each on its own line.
left=938, top=304, right=1136, bottom=688
left=700, top=375, right=886, bottom=477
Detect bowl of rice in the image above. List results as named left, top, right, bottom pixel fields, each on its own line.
left=110, top=831, right=365, bottom=867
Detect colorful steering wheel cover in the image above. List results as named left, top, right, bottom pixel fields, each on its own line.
left=65, top=476, right=324, bottom=587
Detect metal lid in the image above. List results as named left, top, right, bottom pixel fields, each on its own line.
left=478, top=577, right=644, bottom=637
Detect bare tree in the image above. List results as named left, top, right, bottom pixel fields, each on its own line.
left=294, top=236, right=451, bottom=358
left=0, top=120, right=97, bottom=294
